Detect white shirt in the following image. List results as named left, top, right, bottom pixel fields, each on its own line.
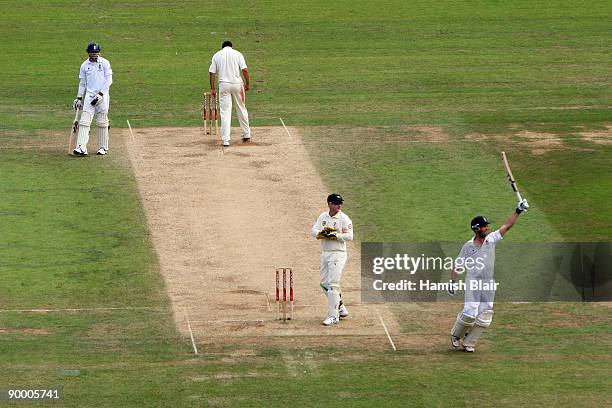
left=78, top=56, right=113, bottom=96
left=310, top=211, right=353, bottom=252
left=209, top=47, right=247, bottom=84
left=456, top=230, right=502, bottom=279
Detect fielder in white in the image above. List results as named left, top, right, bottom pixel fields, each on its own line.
left=449, top=198, right=529, bottom=352
left=311, top=193, right=353, bottom=326
left=73, top=42, right=113, bottom=156
left=209, top=41, right=251, bottom=147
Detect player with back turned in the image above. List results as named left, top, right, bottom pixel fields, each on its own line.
left=448, top=197, right=529, bottom=352
left=209, top=41, right=251, bottom=147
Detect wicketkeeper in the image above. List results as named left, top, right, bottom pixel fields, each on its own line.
left=73, top=42, right=113, bottom=156
left=449, top=198, right=529, bottom=352
left=311, top=193, right=353, bottom=326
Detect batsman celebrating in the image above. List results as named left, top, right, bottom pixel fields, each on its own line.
left=449, top=200, right=529, bottom=352
left=72, top=42, right=113, bottom=156
left=311, top=193, right=353, bottom=326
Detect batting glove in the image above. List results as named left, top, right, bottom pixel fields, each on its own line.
left=73, top=98, right=82, bottom=111
left=516, top=198, right=529, bottom=214
left=90, top=92, right=103, bottom=106
left=447, top=280, right=456, bottom=296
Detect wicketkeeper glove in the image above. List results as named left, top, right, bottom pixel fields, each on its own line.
left=516, top=198, right=529, bottom=214
left=73, top=98, right=82, bottom=111
left=316, top=226, right=337, bottom=240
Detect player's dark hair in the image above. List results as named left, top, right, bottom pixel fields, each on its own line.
left=222, top=41, right=233, bottom=48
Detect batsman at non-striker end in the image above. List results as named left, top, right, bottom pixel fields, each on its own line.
left=311, top=193, right=353, bottom=326
left=73, top=42, right=113, bottom=156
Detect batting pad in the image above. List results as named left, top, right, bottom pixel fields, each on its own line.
left=462, top=310, right=494, bottom=348
left=475, top=309, right=494, bottom=328
left=97, top=113, right=109, bottom=150
left=450, top=312, right=475, bottom=338
left=76, top=111, right=93, bottom=146
left=462, top=325, right=485, bottom=347
left=96, top=113, right=109, bottom=127
left=326, top=287, right=340, bottom=319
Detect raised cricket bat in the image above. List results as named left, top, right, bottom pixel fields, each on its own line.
left=68, top=109, right=80, bottom=155
left=501, top=151, right=523, bottom=201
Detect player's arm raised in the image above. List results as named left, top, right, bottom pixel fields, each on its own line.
left=499, top=199, right=529, bottom=236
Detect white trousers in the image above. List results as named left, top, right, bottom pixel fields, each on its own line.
left=77, top=91, right=110, bottom=150
left=463, top=277, right=496, bottom=317
left=83, top=90, right=110, bottom=114
left=320, top=251, right=347, bottom=318
left=219, top=82, right=250, bottom=143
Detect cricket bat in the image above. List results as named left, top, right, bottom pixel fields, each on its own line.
left=203, top=92, right=208, bottom=135
left=501, top=151, right=523, bottom=201
left=214, top=94, right=219, bottom=137
left=68, top=109, right=80, bottom=155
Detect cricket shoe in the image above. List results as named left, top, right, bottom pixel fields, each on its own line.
left=96, top=148, right=107, bottom=155
left=322, top=316, right=339, bottom=326
left=73, top=145, right=88, bottom=156
left=339, top=304, right=349, bottom=318
left=222, top=141, right=230, bottom=147
left=451, top=335, right=461, bottom=349
left=463, top=345, right=475, bottom=353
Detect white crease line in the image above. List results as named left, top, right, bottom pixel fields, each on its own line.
left=0, top=307, right=164, bottom=313
left=279, top=117, right=293, bottom=140
left=185, top=313, right=199, bottom=355
left=377, top=312, right=397, bottom=351
left=265, top=293, right=272, bottom=311
left=126, top=120, right=157, bottom=177
left=189, top=319, right=265, bottom=324
left=126, top=119, right=135, bottom=141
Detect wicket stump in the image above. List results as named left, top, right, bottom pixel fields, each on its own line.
left=202, top=91, right=220, bottom=137
left=275, top=268, right=294, bottom=322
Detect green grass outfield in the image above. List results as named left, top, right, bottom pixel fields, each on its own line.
left=2, top=0, right=610, bottom=130
left=1, top=1, right=611, bottom=406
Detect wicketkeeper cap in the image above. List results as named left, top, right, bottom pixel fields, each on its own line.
left=327, top=193, right=344, bottom=204
left=470, top=215, right=490, bottom=231
left=87, top=42, right=101, bottom=53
